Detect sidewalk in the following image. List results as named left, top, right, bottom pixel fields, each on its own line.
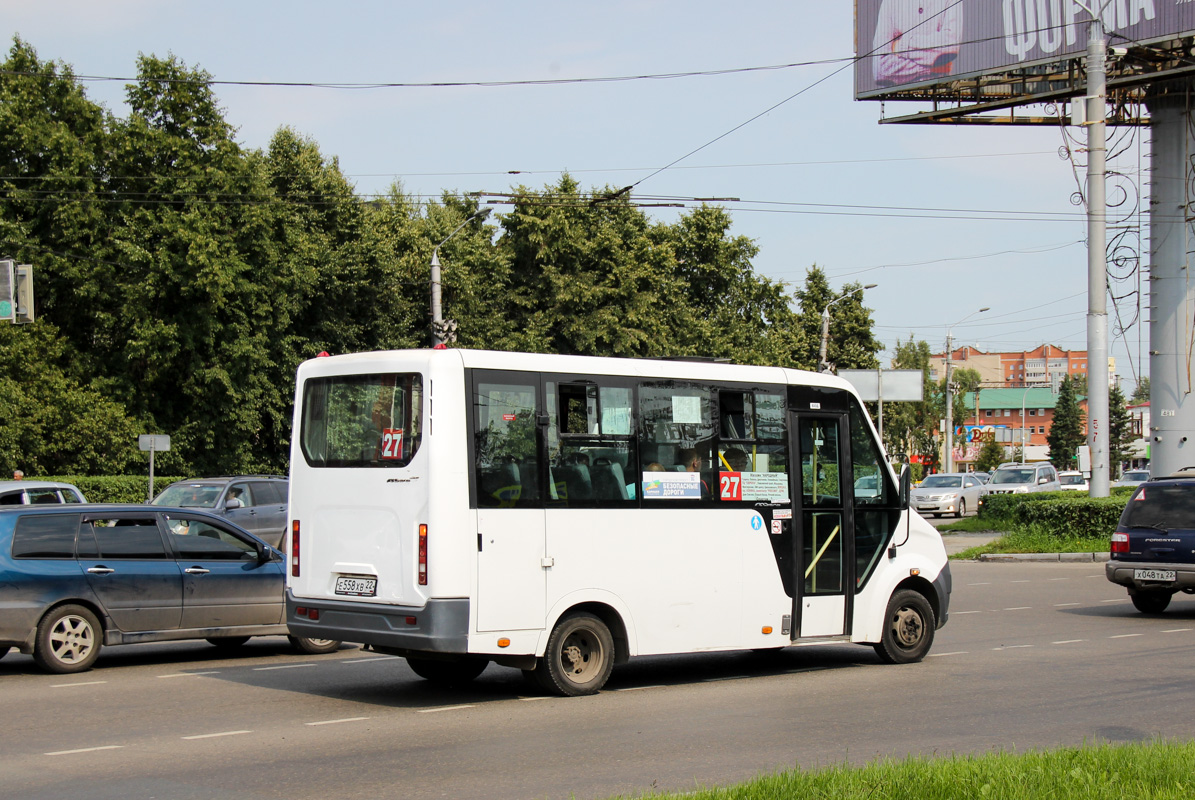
left=940, top=531, right=1109, bottom=562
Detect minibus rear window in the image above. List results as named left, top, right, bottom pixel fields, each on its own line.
left=301, top=373, right=423, bottom=468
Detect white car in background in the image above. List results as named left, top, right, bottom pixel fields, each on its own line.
left=1057, top=471, right=1089, bottom=492
left=911, top=472, right=985, bottom=518
left=1112, top=469, right=1150, bottom=489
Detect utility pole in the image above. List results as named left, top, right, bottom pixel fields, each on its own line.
left=944, top=307, right=989, bottom=473
left=1084, top=12, right=1110, bottom=497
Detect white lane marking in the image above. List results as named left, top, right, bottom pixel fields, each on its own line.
left=253, top=664, right=315, bottom=671
left=518, top=696, right=554, bottom=702
left=966, top=582, right=992, bottom=586
left=1163, top=628, right=1193, bottom=633
left=1100, top=598, right=1130, bottom=603
left=182, top=730, right=252, bottom=740
left=1109, top=634, right=1144, bottom=639
left=51, top=681, right=106, bottom=688
left=157, top=671, right=221, bottom=679
left=928, top=651, right=968, bottom=657
left=1054, top=603, right=1081, bottom=607
left=306, top=717, right=370, bottom=726
left=416, top=705, right=476, bottom=714
left=616, top=684, right=667, bottom=691
left=45, top=745, right=123, bottom=756
left=991, top=645, right=1034, bottom=650
left=1004, top=607, right=1032, bottom=611
left=1011, top=580, right=1030, bottom=584
left=953, top=610, right=983, bottom=615
left=1048, top=578, right=1071, bottom=581
left=1053, top=639, right=1086, bottom=644
left=342, top=657, right=399, bottom=664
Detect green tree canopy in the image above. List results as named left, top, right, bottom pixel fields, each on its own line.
left=1047, top=375, right=1085, bottom=470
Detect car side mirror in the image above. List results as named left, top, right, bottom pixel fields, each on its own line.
left=225, top=497, right=244, bottom=510
left=899, top=465, right=911, bottom=510
left=1038, top=477, right=1049, bottom=485
left=255, top=542, right=271, bottom=564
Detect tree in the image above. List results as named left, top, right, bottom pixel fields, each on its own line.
left=882, top=338, right=939, bottom=469
left=1108, top=383, right=1134, bottom=478
left=974, top=440, right=1005, bottom=473
left=793, top=266, right=881, bottom=372
left=1130, top=377, right=1150, bottom=405
left=1047, top=375, right=1085, bottom=469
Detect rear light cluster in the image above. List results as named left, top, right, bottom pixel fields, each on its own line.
left=291, top=520, right=301, bottom=577
left=295, top=606, right=320, bottom=621
left=1111, top=531, right=1129, bottom=554
left=418, top=524, right=428, bottom=586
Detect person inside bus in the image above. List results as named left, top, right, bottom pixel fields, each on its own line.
left=722, top=448, right=750, bottom=472
left=677, top=447, right=711, bottom=499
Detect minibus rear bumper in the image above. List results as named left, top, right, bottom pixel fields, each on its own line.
left=286, top=591, right=470, bottom=653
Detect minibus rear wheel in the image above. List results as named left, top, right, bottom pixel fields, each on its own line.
left=532, top=612, right=615, bottom=697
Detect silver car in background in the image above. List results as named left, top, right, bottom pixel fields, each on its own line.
left=985, top=462, right=1061, bottom=496
left=912, top=472, right=986, bottom=518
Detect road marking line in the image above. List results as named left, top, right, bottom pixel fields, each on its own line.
left=306, top=717, right=370, bottom=726
left=182, top=730, right=251, bottom=740
left=700, top=676, right=748, bottom=683
left=518, top=696, right=554, bottom=701
left=1100, top=598, right=1130, bottom=603
left=1004, top=607, right=1032, bottom=611
left=45, top=745, right=123, bottom=756
left=966, top=582, right=991, bottom=586
left=953, top=610, right=982, bottom=615
left=1053, top=640, right=1085, bottom=644
left=1054, top=603, right=1081, bottom=607
left=1011, top=580, right=1030, bottom=583
left=1163, top=628, right=1193, bottom=633
left=928, top=651, right=968, bottom=657
left=1048, top=578, right=1071, bottom=581
left=157, top=671, right=221, bottom=679
left=1109, top=633, right=1144, bottom=639
left=253, top=664, right=316, bottom=671
left=991, top=645, right=1034, bottom=650
left=342, top=657, right=398, bottom=664
left=616, top=684, right=666, bottom=690
left=51, top=681, right=106, bottom=688
left=416, top=705, right=476, bottom=713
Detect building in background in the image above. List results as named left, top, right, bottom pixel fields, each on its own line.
left=928, top=344, right=1114, bottom=390
left=950, top=387, right=1088, bottom=468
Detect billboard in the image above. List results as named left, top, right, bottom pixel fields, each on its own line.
left=855, top=0, right=1195, bottom=99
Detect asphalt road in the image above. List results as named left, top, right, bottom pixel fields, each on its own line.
left=3, top=561, right=1193, bottom=800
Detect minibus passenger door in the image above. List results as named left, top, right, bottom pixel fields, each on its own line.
left=791, top=413, right=854, bottom=639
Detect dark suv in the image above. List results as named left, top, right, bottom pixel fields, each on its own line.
left=0, top=504, right=340, bottom=673
left=151, top=476, right=288, bottom=548
left=1106, top=472, right=1195, bottom=613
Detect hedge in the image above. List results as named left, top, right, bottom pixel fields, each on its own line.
left=41, top=475, right=188, bottom=504
left=979, top=490, right=1130, bottom=540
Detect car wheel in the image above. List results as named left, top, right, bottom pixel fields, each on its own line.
left=1130, top=590, right=1172, bottom=614
left=287, top=636, right=342, bottom=655
left=956, top=500, right=966, bottom=519
left=406, top=656, right=489, bottom=685
left=873, top=589, right=935, bottom=664
left=531, top=612, right=616, bottom=696
left=34, top=605, right=102, bottom=674
left=206, top=636, right=251, bottom=649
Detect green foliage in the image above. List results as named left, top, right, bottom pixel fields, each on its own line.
left=883, top=337, right=938, bottom=468
left=978, top=491, right=1127, bottom=540
left=1130, top=376, right=1149, bottom=404
left=973, top=440, right=1005, bottom=472
left=43, top=475, right=186, bottom=504
left=1108, top=383, right=1134, bottom=477
left=793, top=265, right=881, bottom=372
left=1047, top=375, right=1085, bottom=470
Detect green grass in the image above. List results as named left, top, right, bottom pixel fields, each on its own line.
left=627, top=741, right=1195, bottom=800
left=935, top=517, right=1002, bottom=533
left=949, top=526, right=1108, bottom=559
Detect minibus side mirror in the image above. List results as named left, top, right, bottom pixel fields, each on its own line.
left=899, top=465, right=911, bottom=510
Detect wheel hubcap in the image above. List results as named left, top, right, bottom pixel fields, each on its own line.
left=50, top=615, right=94, bottom=664
left=892, top=606, right=924, bottom=648
left=560, top=630, right=601, bottom=681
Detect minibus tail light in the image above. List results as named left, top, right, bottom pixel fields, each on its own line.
left=418, top=524, right=428, bottom=586
left=291, top=520, right=301, bottom=577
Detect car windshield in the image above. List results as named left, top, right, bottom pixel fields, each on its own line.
left=1059, top=475, right=1085, bottom=485
left=920, top=475, right=962, bottom=488
left=990, top=468, right=1034, bottom=485
left=1125, top=484, right=1195, bottom=529
left=152, top=484, right=222, bottom=508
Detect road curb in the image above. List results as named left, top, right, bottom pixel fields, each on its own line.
left=978, top=552, right=1110, bottom=563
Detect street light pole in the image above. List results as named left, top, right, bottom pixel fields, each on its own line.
left=944, top=307, right=990, bottom=473
left=819, top=283, right=877, bottom=374
left=430, top=207, right=491, bottom=348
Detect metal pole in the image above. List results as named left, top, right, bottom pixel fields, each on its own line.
left=1086, top=15, right=1110, bottom=497
left=819, top=308, right=831, bottom=372
left=148, top=443, right=155, bottom=503
left=429, top=207, right=490, bottom=347
left=945, top=332, right=953, bottom=473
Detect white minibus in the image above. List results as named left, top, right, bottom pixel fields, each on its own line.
left=286, top=349, right=950, bottom=695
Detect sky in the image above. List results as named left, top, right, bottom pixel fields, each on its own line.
left=2, top=1, right=1151, bottom=388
